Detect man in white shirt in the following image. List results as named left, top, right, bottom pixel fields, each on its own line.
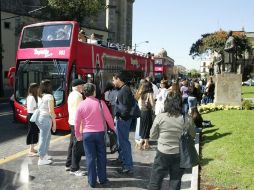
left=65, top=79, right=86, bottom=176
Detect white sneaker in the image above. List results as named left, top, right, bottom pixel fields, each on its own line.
left=44, top=154, right=52, bottom=160
left=65, top=166, right=71, bottom=171
left=69, top=170, right=86, bottom=176
left=38, top=158, right=52, bottom=166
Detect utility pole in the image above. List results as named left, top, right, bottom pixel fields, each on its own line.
left=133, top=41, right=149, bottom=53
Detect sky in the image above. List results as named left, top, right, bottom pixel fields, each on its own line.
left=132, top=0, right=254, bottom=70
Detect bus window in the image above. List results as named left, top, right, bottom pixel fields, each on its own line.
left=20, top=24, right=73, bottom=48
left=15, top=60, right=67, bottom=106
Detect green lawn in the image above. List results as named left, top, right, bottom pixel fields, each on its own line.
left=201, top=110, right=254, bottom=189
left=242, top=86, right=254, bottom=98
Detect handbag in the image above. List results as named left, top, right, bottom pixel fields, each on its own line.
left=106, top=127, right=118, bottom=154
left=30, top=109, right=40, bottom=122
left=129, top=96, right=141, bottom=118
left=30, top=98, right=43, bottom=122
left=99, top=100, right=118, bottom=154
left=179, top=117, right=199, bottom=168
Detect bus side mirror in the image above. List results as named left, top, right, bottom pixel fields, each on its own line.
left=8, top=67, right=16, bottom=87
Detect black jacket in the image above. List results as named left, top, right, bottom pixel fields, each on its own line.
left=115, top=85, right=133, bottom=120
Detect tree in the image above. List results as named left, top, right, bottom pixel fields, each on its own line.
left=44, top=0, right=105, bottom=23
left=188, top=69, right=201, bottom=78
left=189, top=30, right=252, bottom=60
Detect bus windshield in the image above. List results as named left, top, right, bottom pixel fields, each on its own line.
left=15, top=60, right=67, bottom=106
left=20, top=24, right=72, bottom=48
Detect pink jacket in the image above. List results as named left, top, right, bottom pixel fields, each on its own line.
left=74, top=96, right=115, bottom=139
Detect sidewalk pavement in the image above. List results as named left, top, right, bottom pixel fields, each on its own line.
left=0, top=97, right=9, bottom=103
left=0, top=88, right=13, bottom=103
left=0, top=130, right=200, bottom=190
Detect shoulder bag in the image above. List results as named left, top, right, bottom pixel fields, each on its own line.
left=30, top=99, right=42, bottom=123
left=129, top=95, right=141, bottom=118
left=179, top=117, right=199, bottom=168
left=99, top=100, right=118, bottom=154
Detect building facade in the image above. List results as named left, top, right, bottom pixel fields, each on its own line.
left=200, top=57, right=213, bottom=78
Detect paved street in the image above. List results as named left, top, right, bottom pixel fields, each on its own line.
left=0, top=102, right=194, bottom=190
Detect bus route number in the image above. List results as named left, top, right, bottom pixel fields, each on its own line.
left=59, top=50, right=65, bottom=56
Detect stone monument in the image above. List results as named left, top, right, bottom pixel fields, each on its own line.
left=224, top=31, right=238, bottom=73
left=214, top=31, right=242, bottom=107
left=212, top=51, right=223, bottom=74
left=214, top=73, right=242, bottom=106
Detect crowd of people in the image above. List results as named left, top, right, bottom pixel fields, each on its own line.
left=25, top=72, right=212, bottom=189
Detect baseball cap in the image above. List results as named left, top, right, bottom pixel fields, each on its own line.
left=72, top=79, right=85, bottom=87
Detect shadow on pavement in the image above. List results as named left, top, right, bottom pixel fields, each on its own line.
left=48, top=150, right=68, bottom=157
left=0, top=169, right=35, bottom=190
left=0, top=121, right=27, bottom=144
left=52, top=130, right=70, bottom=136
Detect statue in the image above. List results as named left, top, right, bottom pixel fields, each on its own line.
left=213, top=50, right=223, bottom=74
left=224, top=31, right=237, bottom=73
left=208, top=62, right=214, bottom=76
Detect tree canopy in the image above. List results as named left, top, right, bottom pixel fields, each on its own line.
left=187, top=69, right=201, bottom=78
left=189, top=30, right=252, bottom=59
left=44, top=0, right=105, bottom=22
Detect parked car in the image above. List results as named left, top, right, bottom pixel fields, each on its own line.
left=242, top=79, right=254, bottom=86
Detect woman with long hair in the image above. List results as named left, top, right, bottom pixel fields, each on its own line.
left=134, top=79, right=146, bottom=147
left=206, top=77, right=215, bottom=103
left=36, top=80, right=56, bottom=165
left=148, top=92, right=195, bottom=190
left=188, top=81, right=198, bottom=109
left=190, top=107, right=203, bottom=129
left=26, top=83, right=40, bottom=156
left=136, top=80, right=155, bottom=150
left=168, top=80, right=181, bottom=96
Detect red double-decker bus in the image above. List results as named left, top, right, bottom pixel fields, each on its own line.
left=154, top=57, right=174, bottom=83
left=9, top=21, right=154, bottom=130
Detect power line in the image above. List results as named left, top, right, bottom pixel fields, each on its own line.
left=1, top=6, right=47, bottom=21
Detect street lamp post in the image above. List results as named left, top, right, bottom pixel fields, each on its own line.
left=134, top=41, right=149, bottom=53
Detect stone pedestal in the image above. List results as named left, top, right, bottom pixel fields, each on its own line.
left=214, top=73, right=242, bottom=106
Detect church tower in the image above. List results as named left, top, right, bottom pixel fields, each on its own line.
left=106, top=0, right=134, bottom=47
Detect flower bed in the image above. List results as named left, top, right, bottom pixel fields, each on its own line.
left=198, top=103, right=241, bottom=114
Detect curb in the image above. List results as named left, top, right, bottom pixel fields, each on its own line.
left=181, top=128, right=201, bottom=190
left=0, top=97, right=9, bottom=103
left=191, top=130, right=201, bottom=190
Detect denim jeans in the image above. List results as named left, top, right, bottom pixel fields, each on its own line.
left=182, top=97, right=189, bottom=115
left=135, top=118, right=141, bottom=140
left=148, top=150, right=184, bottom=190
left=36, top=115, right=52, bottom=158
left=208, top=93, right=214, bottom=103
left=188, top=96, right=197, bottom=109
left=115, top=118, right=133, bottom=170
left=83, top=132, right=107, bottom=186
